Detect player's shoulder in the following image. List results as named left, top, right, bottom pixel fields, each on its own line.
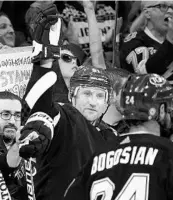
left=54, top=102, right=77, bottom=113
left=155, top=136, right=173, bottom=153
left=53, top=102, right=81, bottom=122
left=131, top=133, right=173, bottom=154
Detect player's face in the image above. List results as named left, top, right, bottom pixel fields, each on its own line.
left=0, top=15, right=15, bottom=47
left=58, top=49, right=79, bottom=80
left=147, top=1, right=173, bottom=35
left=159, top=104, right=172, bottom=129
left=0, top=99, right=21, bottom=143
left=72, top=87, right=108, bottom=124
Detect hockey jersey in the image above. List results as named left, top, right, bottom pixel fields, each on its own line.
left=64, top=133, right=173, bottom=200
left=23, top=65, right=118, bottom=200
left=120, top=29, right=173, bottom=83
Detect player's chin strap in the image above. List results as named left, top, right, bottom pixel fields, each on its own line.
left=0, top=170, right=12, bottom=200
left=32, top=40, right=61, bottom=63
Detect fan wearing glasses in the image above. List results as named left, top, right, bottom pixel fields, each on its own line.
left=0, top=91, right=21, bottom=149
left=25, top=42, right=86, bottom=106
left=58, top=43, right=86, bottom=89
left=120, top=0, right=173, bottom=82
left=0, top=91, right=28, bottom=200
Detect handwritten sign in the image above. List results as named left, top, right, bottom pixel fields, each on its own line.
left=0, top=46, right=33, bottom=98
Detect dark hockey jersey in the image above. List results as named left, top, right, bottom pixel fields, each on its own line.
left=120, top=29, right=173, bottom=82
left=23, top=65, right=118, bottom=200
left=64, top=133, right=173, bottom=200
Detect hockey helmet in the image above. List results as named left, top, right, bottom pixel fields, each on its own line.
left=119, top=73, right=173, bottom=128
left=69, top=64, right=112, bottom=102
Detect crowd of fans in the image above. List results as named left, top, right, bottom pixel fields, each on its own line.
left=0, top=0, right=173, bottom=200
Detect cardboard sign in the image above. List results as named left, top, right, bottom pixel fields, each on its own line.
left=0, top=46, right=33, bottom=98
left=62, top=3, right=115, bottom=54
left=71, top=16, right=115, bottom=54
left=76, top=18, right=115, bottom=44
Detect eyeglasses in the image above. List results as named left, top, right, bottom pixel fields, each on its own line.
left=147, top=4, right=173, bottom=13
left=0, top=111, right=21, bottom=121
left=60, top=53, right=78, bottom=64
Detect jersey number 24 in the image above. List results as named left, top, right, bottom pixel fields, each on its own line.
left=90, top=173, right=149, bottom=200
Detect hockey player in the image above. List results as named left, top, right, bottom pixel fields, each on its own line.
left=120, top=1, right=173, bottom=82
left=17, top=5, right=118, bottom=200
left=64, top=73, right=173, bottom=200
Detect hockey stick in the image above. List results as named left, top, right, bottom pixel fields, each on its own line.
left=0, top=170, right=12, bottom=200
left=21, top=71, right=57, bottom=200
left=112, top=0, right=120, bottom=68
left=24, top=159, right=36, bottom=200
left=18, top=142, right=36, bottom=200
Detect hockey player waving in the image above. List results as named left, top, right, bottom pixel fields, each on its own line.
left=18, top=4, right=117, bottom=200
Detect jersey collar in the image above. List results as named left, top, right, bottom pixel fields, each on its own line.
left=144, top=27, right=164, bottom=44
left=120, top=131, right=158, bottom=137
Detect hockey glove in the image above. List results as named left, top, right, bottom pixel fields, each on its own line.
left=19, top=112, right=54, bottom=159
left=32, top=4, right=63, bottom=63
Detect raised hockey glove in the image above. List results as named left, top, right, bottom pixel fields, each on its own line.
left=32, top=4, right=63, bottom=63
left=19, top=112, right=54, bottom=159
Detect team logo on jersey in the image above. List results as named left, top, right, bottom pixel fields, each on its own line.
left=149, top=74, right=166, bottom=87
left=124, top=32, right=137, bottom=42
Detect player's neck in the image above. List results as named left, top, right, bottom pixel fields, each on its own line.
left=129, top=120, right=160, bottom=137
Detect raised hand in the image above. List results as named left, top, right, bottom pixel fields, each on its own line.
left=32, top=4, right=63, bottom=63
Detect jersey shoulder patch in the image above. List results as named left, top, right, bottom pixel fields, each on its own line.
left=124, top=32, right=138, bottom=43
